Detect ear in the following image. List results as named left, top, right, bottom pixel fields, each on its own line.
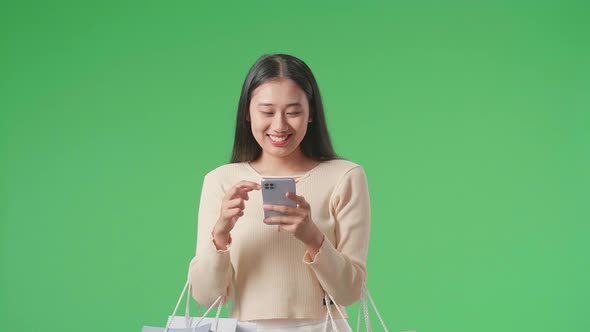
left=246, top=113, right=251, bottom=122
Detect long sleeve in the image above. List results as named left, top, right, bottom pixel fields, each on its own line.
left=188, top=172, right=233, bottom=307
left=184, top=160, right=372, bottom=320
left=303, top=166, right=371, bottom=306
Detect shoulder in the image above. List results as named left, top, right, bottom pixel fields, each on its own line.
left=310, top=159, right=368, bottom=192
left=203, top=162, right=248, bottom=182
left=199, top=162, right=251, bottom=193
left=321, top=158, right=366, bottom=178
left=207, top=162, right=246, bottom=175
left=324, top=159, right=370, bottom=206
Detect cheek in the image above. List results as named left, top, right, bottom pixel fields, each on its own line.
left=292, top=117, right=309, bottom=131
left=250, top=119, right=267, bottom=136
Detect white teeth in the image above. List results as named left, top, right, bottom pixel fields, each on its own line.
left=269, top=135, right=288, bottom=142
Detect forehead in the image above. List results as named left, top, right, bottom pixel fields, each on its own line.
left=250, top=79, right=308, bottom=106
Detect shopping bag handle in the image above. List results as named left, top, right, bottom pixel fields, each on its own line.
left=323, top=292, right=353, bottom=332
left=164, top=279, right=224, bottom=332
left=357, top=283, right=389, bottom=332
left=168, top=279, right=386, bottom=332
left=324, top=283, right=389, bottom=332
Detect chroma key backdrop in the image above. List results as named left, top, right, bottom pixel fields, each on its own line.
left=1, top=1, right=588, bottom=331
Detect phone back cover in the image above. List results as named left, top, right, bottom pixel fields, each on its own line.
left=261, top=177, right=296, bottom=219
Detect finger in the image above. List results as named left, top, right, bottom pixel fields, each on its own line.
left=230, top=187, right=253, bottom=201
left=285, top=192, right=310, bottom=208
left=232, top=210, right=245, bottom=222
left=235, top=181, right=261, bottom=191
left=262, top=204, right=302, bottom=216
left=263, top=215, right=296, bottom=225
left=227, top=186, right=249, bottom=201
left=224, top=198, right=245, bottom=210
left=223, top=207, right=243, bottom=220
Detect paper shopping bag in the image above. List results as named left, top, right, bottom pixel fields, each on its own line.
left=166, top=316, right=255, bottom=332
left=142, top=278, right=256, bottom=332
left=141, top=323, right=211, bottom=332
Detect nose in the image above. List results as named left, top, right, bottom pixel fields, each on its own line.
left=271, top=112, right=289, bottom=132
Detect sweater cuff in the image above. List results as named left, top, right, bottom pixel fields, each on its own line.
left=198, top=232, right=231, bottom=274
left=211, top=232, right=232, bottom=253
left=302, top=234, right=331, bottom=265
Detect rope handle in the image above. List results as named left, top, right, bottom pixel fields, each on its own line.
left=357, top=283, right=389, bottom=332
left=167, top=280, right=387, bottom=331
left=164, top=279, right=225, bottom=332
left=364, top=285, right=388, bottom=332
left=324, top=283, right=389, bottom=332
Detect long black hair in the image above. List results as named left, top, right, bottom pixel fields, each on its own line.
left=230, top=54, right=339, bottom=163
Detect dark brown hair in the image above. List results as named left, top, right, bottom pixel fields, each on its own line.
left=230, top=54, right=339, bottom=163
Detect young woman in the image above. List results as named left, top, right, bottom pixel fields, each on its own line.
left=188, top=54, right=371, bottom=331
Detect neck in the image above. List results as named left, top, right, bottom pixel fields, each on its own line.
left=252, top=149, right=317, bottom=176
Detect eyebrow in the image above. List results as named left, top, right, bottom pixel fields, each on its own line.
left=257, top=102, right=302, bottom=107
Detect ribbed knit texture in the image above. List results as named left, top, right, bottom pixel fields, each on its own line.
left=188, top=159, right=371, bottom=321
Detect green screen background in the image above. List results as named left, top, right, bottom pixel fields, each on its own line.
left=1, top=1, right=588, bottom=331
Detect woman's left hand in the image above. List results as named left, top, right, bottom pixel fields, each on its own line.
left=263, top=192, right=324, bottom=254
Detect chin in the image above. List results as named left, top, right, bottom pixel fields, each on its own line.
left=266, top=149, right=295, bottom=158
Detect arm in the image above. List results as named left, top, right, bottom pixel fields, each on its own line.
left=188, top=172, right=233, bottom=307
left=303, top=166, right=371, bottom=306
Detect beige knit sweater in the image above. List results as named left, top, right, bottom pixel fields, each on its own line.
left=188, top=159, right=371, bottom=321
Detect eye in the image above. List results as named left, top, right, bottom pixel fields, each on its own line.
left=260, top=111, right=274, bottom=116
left=286, top=112, right=302, bottom=116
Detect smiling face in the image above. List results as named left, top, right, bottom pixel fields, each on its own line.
left=247, top=78, right=312, bottom=161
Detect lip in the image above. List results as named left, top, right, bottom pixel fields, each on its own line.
left=267, top=134, right=291, bottom=147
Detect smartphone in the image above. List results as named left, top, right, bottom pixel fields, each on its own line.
left=261, top=177, right=296, bottom=224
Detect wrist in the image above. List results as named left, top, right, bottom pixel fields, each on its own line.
left=304, top=227, right=324, bottom=256
left=213, top=219, right=231, bottom=236
left=212, top=222, right=231, bottom=249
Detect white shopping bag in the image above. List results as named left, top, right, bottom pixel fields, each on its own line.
left=142, top=324, right=211, bottom=332
left=166, top=316, right=237, bottom=331
left=166, top=316, right=255, bottom=332
left=142, top=278, right=256, bottom=332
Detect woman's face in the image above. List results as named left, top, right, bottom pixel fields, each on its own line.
left=248, top=78, right=311, bottom=160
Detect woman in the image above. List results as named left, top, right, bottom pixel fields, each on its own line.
left=188, top=54, right=371, bottom=331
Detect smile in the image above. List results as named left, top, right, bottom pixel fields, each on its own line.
left=267, top=134, right=291, bottom=146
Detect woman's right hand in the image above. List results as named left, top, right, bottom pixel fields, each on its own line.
left=212, top=180, right=260, bottom=249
